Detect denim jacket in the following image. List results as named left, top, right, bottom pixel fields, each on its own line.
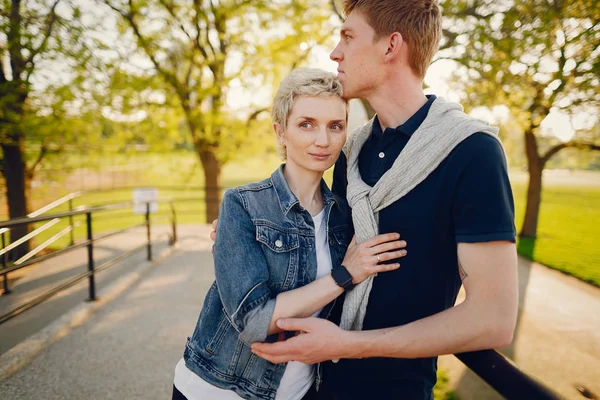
left=183, top=165, right=351, bottom=400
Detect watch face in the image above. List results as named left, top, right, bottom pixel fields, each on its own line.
left=333, top=265, right=354, bottom=290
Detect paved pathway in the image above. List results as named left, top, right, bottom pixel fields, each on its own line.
left=0, top=225, right=211, bottom=399
left=0, top=225, right=173, bottom=356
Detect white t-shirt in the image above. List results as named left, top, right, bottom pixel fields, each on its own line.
left=174, top=208, right=333, bottom=400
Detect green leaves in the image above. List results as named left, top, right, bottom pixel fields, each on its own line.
left=441, top=0, right=599, bottom=133
left=102, top=0, right=336, bottom=164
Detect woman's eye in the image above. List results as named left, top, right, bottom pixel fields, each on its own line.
left=330, top=124, right=344, bottom=131
left=300, top=122, right=313, bottom=129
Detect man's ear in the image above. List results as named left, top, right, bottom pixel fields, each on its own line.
left=383, top=32, right=403, bottom=63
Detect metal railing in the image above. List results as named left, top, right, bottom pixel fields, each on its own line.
left=455, top=350, right=561, bottom=399
left=0, top=192, right=85, bottom=295
left=27, top=191, right=83, bottom=246
left=0, top=199, right=178, bottom=325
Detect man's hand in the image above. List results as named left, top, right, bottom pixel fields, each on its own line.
left=210, top=219, right=218, bottom=242
left=251, top=317, right=353, bottom=364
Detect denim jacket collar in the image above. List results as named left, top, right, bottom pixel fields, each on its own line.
left=271, top=164, right=339, bottom=216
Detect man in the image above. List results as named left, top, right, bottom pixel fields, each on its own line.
left=249, top=1, right=518, bottom=399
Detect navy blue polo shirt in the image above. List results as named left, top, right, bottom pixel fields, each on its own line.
left=323, top=95, right=516, bottom=399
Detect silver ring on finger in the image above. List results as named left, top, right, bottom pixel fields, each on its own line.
left=376, top=254, right=381, bottom=262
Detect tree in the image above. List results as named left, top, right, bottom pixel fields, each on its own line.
left=440, top=0, right=600, bottom=238
left=102, top=0, right=335, bottom=221
left=1, top=0, right=109, bottom=255
left=1, top=0, right=69, bottom=253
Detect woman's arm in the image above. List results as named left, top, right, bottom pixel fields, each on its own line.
left=267, top=234, right=406, bottom=335
left=213, top=190, right=406, bottom=343
left=213, top=189, right=278, bottom=345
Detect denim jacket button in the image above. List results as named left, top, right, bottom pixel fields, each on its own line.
left=329, top=239, right=334, bottom=246
left=275, top=239, right=283, bottom=248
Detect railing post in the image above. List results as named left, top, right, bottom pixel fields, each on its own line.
left=170, top=201, right=177, bottom=246
left=86, top=212, right=96, bottom=301
left=68, top=198, right=75, bottom=246
left=146, top=202, right=152, bottom=261
left=1, top=232, right=10, bottom=295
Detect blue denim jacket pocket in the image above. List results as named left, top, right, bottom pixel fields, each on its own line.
left=204, top=312, right=231, bottom=355
left=256, top=222, right=299, bottom=252
left=255, top=222, right=299, bottom=292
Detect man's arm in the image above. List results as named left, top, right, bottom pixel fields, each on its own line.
left=349, top=240, right=518, bottom=358
left=251, top=240, right=518, bottom=364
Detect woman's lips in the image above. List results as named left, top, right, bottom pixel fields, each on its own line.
left=310, top=153, right=330, bottom=160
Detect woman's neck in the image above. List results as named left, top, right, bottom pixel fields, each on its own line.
left=282, top=163, right=324, bottom=216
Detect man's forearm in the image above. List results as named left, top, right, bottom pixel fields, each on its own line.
left=347, top=299, right=515, bottom=359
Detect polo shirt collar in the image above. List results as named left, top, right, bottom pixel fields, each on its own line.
left=372, top=94, right=437, bottom=138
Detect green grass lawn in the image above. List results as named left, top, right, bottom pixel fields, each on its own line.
left=13, top=152, right=600, bottom=287
left=511, top=172, right=600, bottom=286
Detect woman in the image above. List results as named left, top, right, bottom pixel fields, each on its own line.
left=172, top=68, right=407, bottom=400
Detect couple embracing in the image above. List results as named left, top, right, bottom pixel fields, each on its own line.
left=173, top=1, right=518, bottom=399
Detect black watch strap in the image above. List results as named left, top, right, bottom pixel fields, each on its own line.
left=331, top=265, right=355, bottom=291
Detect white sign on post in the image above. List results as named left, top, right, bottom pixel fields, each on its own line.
left=133, top=188, right=158, bottom=214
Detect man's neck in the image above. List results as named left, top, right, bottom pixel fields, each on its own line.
left=365, top=81, right=428, bottom=131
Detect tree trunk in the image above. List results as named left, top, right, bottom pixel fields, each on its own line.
left=197, top=148, right=222, bottom=223
left=1, top=135, right=31, bottom=258
left=520, top=130, right=543, bottom=239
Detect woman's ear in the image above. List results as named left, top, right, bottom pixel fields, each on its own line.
left=274, top=123, right=285, bottom=143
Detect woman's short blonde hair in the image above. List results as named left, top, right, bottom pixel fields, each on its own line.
left=272, top=68, right=347, bottom=160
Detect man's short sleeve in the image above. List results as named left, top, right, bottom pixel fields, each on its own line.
left=453, top=133, right=516, bottom=243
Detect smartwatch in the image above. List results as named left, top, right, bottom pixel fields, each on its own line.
left=331, top=265, right=355, bottom=291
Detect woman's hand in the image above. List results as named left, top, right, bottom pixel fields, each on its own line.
left=341, top=233, right=406, bottom=284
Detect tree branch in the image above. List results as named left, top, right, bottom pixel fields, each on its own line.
left=456, top=5, right=494, bottom=20
left=541, top=141, right=600, bottom=165
left=246, top=108, right=268, bottom=130
left=438, top=28, right=459, bottom=51
left=25, top=0, right=61, bottom=66
left=105, top=0, right=187, bottom=101
left=157, top=0, right=193, bottom=42
left=330, top=0, right=343, bottom=20
left=192, top=0, right=214, bottom=59
left=191, top=0, right=210, bottom=61
left=27, top=138, right=49, bottom=176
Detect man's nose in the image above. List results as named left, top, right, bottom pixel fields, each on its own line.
left=330, top=42, right=342, bottom=62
